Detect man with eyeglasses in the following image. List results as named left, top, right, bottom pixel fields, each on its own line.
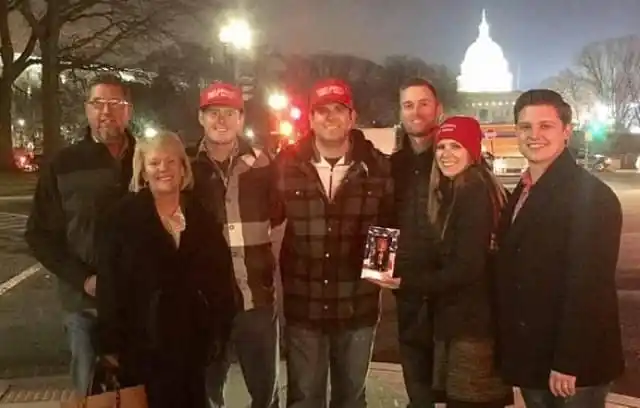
left=192, top=82, right=282, bottom=408
left=25, top=74, right=135, bottom=397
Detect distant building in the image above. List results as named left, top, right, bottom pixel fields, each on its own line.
left=455, top=10, right=521, bottom=124
left=461, top=92, right=521, bottom=123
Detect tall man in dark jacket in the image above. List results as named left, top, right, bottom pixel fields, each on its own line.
left=274, top=78, right=394, bottom=407
left=494, top=89, right=624, bottom=407
left=25, top=74, right=135, bottom=396
left=388, top=78, right=443, bottom=407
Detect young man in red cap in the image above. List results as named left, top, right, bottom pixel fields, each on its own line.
left=272, top=78, right=394, bottom=407
left=494, top=90, right=624, bottom=407
left=192, top=81, right=282, bottom=408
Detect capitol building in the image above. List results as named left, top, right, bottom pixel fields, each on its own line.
left=456, top=10, right=522, bottom=124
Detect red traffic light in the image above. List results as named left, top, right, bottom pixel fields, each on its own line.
left=290, top=107, right=302, bottom=120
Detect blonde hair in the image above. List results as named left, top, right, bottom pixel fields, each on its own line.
left=129, top=131, right=194, bottom=192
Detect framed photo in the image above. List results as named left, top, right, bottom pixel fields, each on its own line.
left=361, top=226, right=400, bottom=280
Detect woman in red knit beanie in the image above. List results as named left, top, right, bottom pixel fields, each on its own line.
left=400, top=115, right=512, bottom=407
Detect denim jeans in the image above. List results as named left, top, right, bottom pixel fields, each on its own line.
left=520, top=385, right=610, bottom=408
left=285, top=325, right=376, bottom=408
left=63, top=311, right=98, bottom=397
left=207, top=305, right=280, bottom=408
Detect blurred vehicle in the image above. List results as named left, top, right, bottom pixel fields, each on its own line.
left=480, top=124, right=527, bottom=176
left=360, top=127, right=397, bottom=156
left=575, top=151, right=612, bottom=172
left=14, top=148, right=38, bottom=172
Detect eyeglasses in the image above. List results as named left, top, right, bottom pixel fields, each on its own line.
left=87, top=99, right=130, bottom=110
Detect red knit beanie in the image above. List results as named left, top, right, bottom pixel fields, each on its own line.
left=435, top=116, right=483, bottom=162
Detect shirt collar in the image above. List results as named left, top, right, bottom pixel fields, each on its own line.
left=520, top=169, right=533, bottom=188
left=198, top=135, right=256, bottom=162
left=309, top=133, right=353, bottom=165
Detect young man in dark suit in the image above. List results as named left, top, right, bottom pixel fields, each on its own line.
left=494, top=89, right=624, bottom=407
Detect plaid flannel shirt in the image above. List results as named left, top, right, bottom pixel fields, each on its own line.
left=192, top=137, right=281, bottom=311
left=273, top=132, right=394, bottom=331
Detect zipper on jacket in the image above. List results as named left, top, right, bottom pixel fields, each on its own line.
left=328, top=164, right=334, bottom=201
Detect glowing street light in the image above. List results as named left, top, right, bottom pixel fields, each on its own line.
left=268, top=93, right=289, bottom=111
left=219, top=19, right=252, bottom=50
left=144, top=127, right=158, bottom=138
left=16, top=118, right=25, bottom=127
left=290, top=107, right=302, bottom=120
left=279, top=121, right=294, bottom=137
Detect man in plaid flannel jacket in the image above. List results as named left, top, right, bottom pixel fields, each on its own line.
left=192, top=82, right=282, bottom=408
left=273, top=78, right=394, bottom=407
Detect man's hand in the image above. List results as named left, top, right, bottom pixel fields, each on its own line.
left=102, top=354, right=119, bottom=369
left=549, top=370, right=576, bottom=397
left=84, top=275, right=97, bottom=297
left=365, top=271, right=401, bottom=290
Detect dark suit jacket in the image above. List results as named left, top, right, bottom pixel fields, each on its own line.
left=494, top=149, right=624, bottom=388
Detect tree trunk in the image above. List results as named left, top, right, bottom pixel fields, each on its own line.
left=0, top=76, right=17, bottom=171
left=41, top=0, right=63, bottom=158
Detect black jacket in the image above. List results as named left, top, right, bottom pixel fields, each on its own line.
left=401, top=169, right=499, bottom=340
left=390, top=132, right=440, bottom=290
left=96, top=190, right=236, bottom=407
left=25, top=130, right=134, bottom=311
left=494, top=149, right=624, bottom=388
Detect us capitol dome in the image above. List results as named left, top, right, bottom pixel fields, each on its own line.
left=457, top=9, right=513, bottom=93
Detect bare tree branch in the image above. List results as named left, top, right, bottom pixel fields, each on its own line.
left=66, top=10, right=114, bottom=23
left=17, top=0, right=43, bottom=36
left=576, top=36, right=640, bottom=129
left=0, top=1, right=15, bottom=66
left=1, top=0, right=39, bottom=82
left=7, top=0, right=27, bottom=12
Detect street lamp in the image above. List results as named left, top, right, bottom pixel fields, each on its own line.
left=144, top=127, right=158, bottom=138
left=268, top=93, right=289, bottom=111
left=219, top=19, right=252, bottom=50
left=279, top=121, right=294, bottom=137
left=16, top=118, right=25, bottom=127
left=218, top=18, right=252, bottom=84
left=290, top=107, right=302, bottom=120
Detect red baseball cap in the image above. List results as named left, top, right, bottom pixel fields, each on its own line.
left=309, top=79, right=353, bottom=110
left=436, top=116, right=483, bottom=162
left=200, top=82, right=243, bottom=110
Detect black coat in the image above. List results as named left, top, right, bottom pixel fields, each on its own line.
left=401, top=169, right=498, bottom=340
left=96, top=189, right=236, bottom=408
left=494, top=149, right=624, bottom=388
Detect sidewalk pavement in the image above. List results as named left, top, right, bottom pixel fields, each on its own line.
left=0, top=362, right=638, bottom=407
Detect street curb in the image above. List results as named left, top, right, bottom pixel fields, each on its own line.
left=0, top=381, right=8, bottom=400
left=0, top=196, right=32, bottom=201
left=372, top=363, right=640, bottom=407
left=1, top=371, right=640, bottom=407
left=609, top=393, right=640, bottom=407
left=370, top=362, right=402, bottom=373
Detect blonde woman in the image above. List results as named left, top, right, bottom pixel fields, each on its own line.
left=96, top=131, right=236, bottom=408
left=399, top=116, right=512, bottom=408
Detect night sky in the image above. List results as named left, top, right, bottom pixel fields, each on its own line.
left=253, top=0, right=640, bottom=88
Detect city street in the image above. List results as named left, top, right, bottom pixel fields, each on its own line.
left=0, top=171, right=640, bottom=397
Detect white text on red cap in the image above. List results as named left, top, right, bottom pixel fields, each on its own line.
left=439, top=124, right=457, bottom=132
left=316, top=85, right=346, bottom=97
left=208, top=88, right=237, bottom=100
